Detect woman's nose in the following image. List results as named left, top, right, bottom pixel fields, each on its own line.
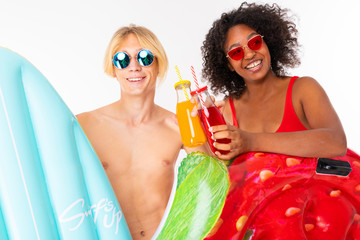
left=243, top=46, right=256, bottom=59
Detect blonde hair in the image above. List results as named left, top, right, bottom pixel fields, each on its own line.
left=104, top=24, right=168, bottom=83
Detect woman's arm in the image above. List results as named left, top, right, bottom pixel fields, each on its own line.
left=211, top=77, right=347, bottom=159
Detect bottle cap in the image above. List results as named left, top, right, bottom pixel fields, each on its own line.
left=190, top=86, right=208, bottom=96
left=174, top=80, right=191, bottom=89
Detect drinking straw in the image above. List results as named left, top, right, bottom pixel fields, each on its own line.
left=175, top=65, right=189, bottom=101
left=190, top=66, right=205, bottom=108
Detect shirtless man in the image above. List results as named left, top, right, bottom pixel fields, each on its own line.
left=77, top=25, right=204, bottom=240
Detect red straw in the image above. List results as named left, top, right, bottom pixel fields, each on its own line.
left=190, top=66, right=205, bottom=108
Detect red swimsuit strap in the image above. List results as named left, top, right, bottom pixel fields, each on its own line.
left=276, top=76, right=307, bottom=132
left=228, top=97, right=239, bottom=127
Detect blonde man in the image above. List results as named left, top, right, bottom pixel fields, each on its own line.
left=77, top=25, right=203, bottom=240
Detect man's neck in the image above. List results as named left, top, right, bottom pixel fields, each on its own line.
left=115, top=92, right=158, bottom=126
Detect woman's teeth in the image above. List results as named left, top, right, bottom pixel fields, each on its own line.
left=246, top=60, right=262, bottom=70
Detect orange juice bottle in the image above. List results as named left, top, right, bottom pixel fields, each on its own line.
left=175, top=80, right=207, bottom=147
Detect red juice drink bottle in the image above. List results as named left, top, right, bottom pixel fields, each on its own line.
left=191, top=86, right=231, bottom=155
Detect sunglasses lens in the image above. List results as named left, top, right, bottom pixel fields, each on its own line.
left=228, top=47, right=244, bottom=61
left=137, top=49, right=154, bottom=67
left=248, top=35, right=262, bottom=51
left=113, top=52, right=130, bottom=69
left=227, top=35, right=263, bottom=61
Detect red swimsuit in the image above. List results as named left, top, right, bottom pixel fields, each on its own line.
left=206, top=77, right=360, bottom=240
left=228, top=76, right=307, bottom=132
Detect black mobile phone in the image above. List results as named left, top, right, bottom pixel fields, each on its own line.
left=316, top=158, right=352, bottom=177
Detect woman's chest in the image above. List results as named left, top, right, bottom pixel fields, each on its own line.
left=225, top=94, right=287, bottom=133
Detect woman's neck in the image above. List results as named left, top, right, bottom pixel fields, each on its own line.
left=243, top=73, right=281, bottom=101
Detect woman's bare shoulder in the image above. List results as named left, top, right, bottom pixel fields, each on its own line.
left=292, top=76, right=328, bottom=98
left=294, top=76, right=323, bottom=89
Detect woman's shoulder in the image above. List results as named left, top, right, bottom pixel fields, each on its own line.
left=292, top=76, right=329, bottom=102
left=293, top=76, right=325, bottom=93
left=293, top=76, right=321, bottom=87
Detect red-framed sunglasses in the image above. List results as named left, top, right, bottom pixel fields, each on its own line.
left=226, top=34, right=264, bottom=61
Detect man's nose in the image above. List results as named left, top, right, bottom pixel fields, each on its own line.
left=127, top=58, right=141, bottom=71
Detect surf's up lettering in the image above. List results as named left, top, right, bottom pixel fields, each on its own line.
left=59, top=198, right=122, bottom=234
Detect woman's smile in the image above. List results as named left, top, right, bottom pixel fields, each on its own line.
left=244, top=59, right=263, bottom=72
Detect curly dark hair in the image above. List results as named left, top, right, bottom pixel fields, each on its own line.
left=201, top=2, right=300, bottom=98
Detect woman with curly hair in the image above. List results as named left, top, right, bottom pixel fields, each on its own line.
left=201, top=2, right=347, bottom=160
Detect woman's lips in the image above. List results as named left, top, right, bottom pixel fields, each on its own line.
left=245, top=59, right=263, bottom=72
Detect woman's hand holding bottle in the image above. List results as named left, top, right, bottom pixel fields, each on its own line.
left=209, top=125, right=251, bottom=160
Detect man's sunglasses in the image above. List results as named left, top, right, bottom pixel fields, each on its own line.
left=226, top=35, right=263, bottom=61
left=113, top=49, right=154, bottom=69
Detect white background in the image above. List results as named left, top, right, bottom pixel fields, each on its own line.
left=1, top=0, right=359, bottom=151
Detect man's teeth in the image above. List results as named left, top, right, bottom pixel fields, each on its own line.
left=128, top=77, right=143, bottom=82
left=246, top=60, right=261, bottom=69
